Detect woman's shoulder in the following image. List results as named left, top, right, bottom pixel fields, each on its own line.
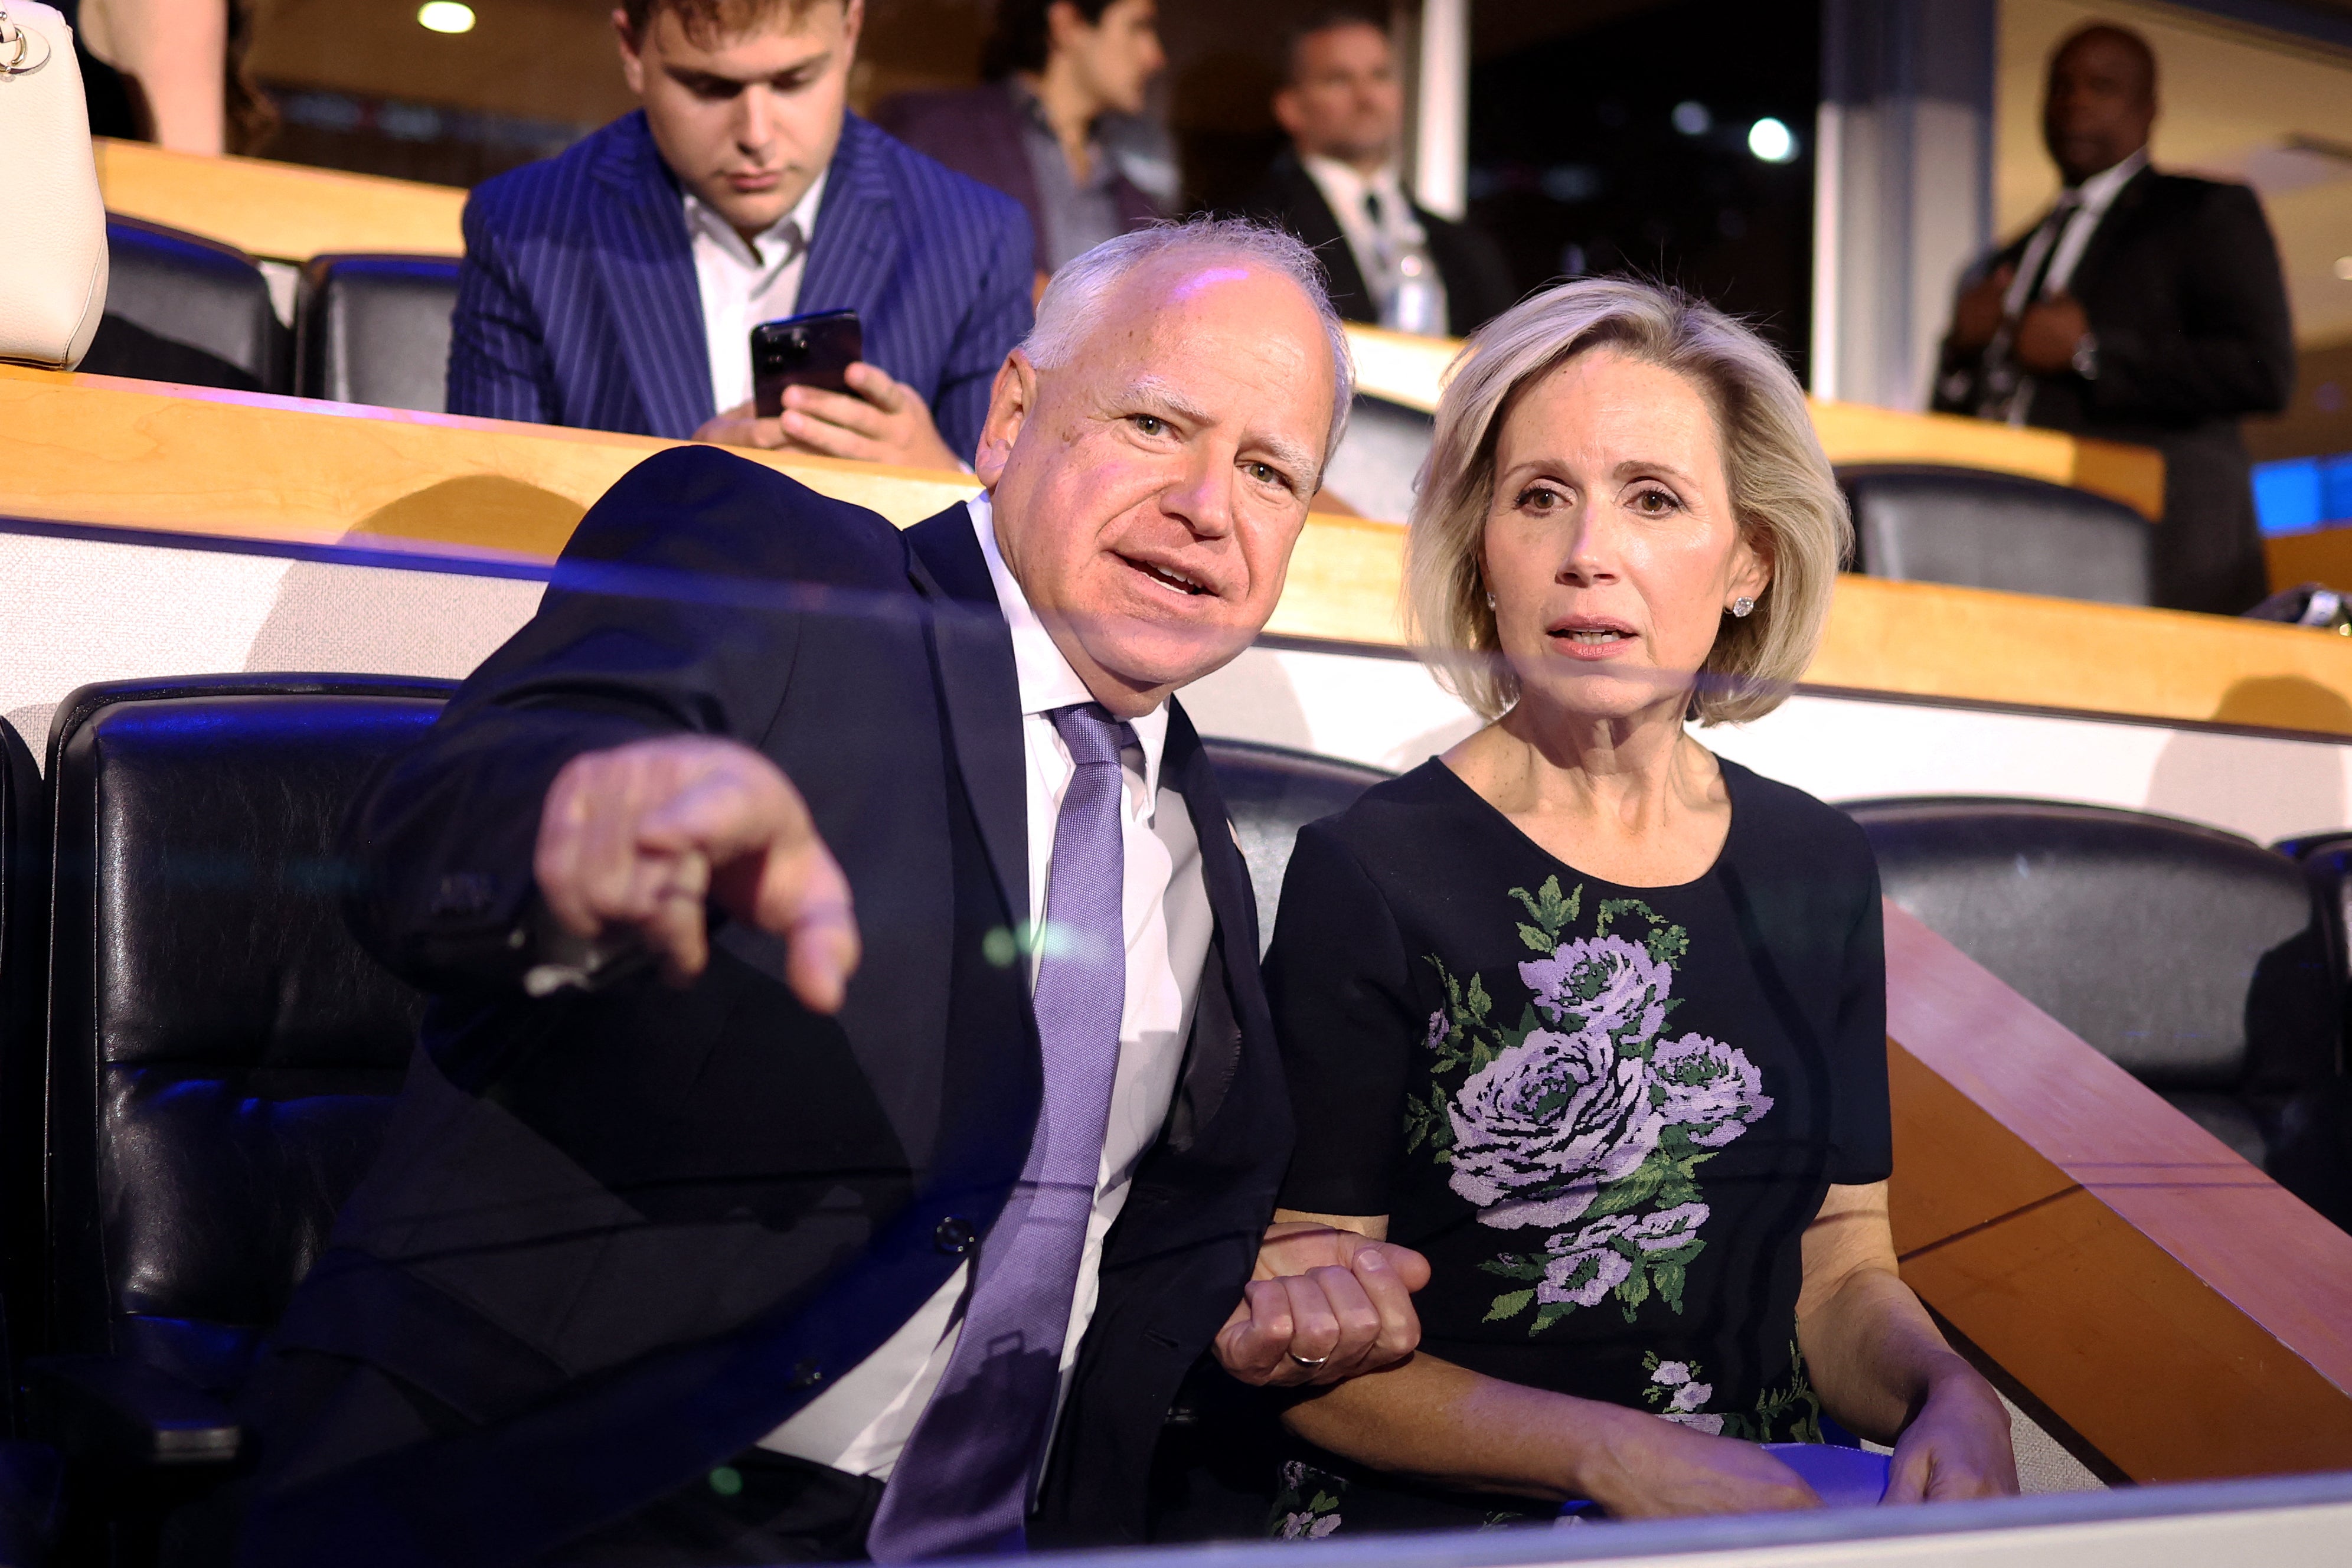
left=1292, top=760, right=1477, bottom=878
left=1717, top=755, right=1877, bottom=886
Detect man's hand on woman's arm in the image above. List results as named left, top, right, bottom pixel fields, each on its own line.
left=1214, top=1217, right=1430, bottom=1387
left=1796, top=1182, right=2018, bottom=1503
left=534, top=734, right=861, bottom=1010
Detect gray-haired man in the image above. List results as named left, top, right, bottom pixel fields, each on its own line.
left=234, top=218, right=1425, bottom=1568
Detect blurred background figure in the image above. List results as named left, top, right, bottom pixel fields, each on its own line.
left=1933, top=22, right=2294, bottom=615
left=877, top=0, right=1167, bottom=290
left=1242, top=7, right=1511, bottom=338
left=58, top=0, right=272, bottom=153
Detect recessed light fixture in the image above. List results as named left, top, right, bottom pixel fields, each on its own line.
left=417, top=1, right=475, bottom=34
left=1671, top=101, right=1711, bottom=136
left=1748, top=117, right=1798, bottom=164
left=2335, top=254, right=2352, bottom=281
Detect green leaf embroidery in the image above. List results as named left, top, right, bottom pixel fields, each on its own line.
left=1484, top=1288, right=1535, bottom=1322
left=1531, top=1301, right=1574, bottom=1334
left=1514, top=922, right=1554, bottom=955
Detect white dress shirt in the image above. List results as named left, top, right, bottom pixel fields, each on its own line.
left=760, top=491, right=1213, bottom=1481
left=686, top=170, right=829, bottom=417
left=1299, top=152, right=1448, bottom=336
left=2001, top=147, right=2147, bottom=316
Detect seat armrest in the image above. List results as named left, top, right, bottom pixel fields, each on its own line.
left=22, top=1355, right=240, bottom=1466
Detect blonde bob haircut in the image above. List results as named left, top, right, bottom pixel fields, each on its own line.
left=1402, top=277, right=1850, bottom=727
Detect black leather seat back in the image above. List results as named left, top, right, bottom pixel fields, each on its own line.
left=101, top=216, right=285, bottom=393
left=1847, top=798, right=2339, bottom=1103
left=296, top=255, right=460, bottom=411
left=0, top=717, right=42, bottom=1392
left=43, top=677, right=455, bottom=1394
left=1841, top=465, right=2155, bottom=606
left=1203, top=739, right=1392, bottom=954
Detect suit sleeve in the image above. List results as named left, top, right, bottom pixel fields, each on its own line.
left=446, top=195, right=560, bottom=426
left=2085, top=184, right=2297, bottom=423
left=926, top=200, right=1035, bottom=462
left=1268, top=824, right=1420, bottom=1217
left=342, top=447, right=862, bottom=992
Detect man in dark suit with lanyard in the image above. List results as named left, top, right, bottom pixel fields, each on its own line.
left=447, top=0, right=1034, bottom=471
left=1933, top=22, right=2294, bottom=615
left=235, top=217, right=1425, bottom=1566
left=1240, top=8, right=1514, bottom=339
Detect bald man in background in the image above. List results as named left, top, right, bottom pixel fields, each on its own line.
left=1934, top=22, right=2294, bottom=615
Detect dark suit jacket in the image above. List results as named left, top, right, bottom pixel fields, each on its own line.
left=874, top=83, right=1161, bottom=276
left=236, top=447, right=1291, bottom=1566
left=1242, top=149, right=1517, bottom=338
left=445, top=111, right=1037, bottom=460
left=1933, top=167, right=2295, bottom=615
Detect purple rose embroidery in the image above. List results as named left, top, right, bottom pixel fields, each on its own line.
left=1651, top=1033, right=1773, bottom=1146
left=1518, top=936, right=1671, bottom=1044
left=1536, top=1217, right=1636, bottom=1307
left=1449, top=1026, right=1665, bottom=1229
left=1623, top=1201, right=1709, bottom=1252
left=1424, top=1010, right=1448, bottom=1051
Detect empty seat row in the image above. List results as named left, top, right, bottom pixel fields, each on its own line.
left=82, top=215, right=459, bottom=414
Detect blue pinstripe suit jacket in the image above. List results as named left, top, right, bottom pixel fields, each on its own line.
left=446, top=110, right=1035, bottom=458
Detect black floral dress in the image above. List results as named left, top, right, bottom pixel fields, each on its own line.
left=1263, top=756, right=1890, bottom=1536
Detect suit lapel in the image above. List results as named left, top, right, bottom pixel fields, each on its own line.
left=904, top=504, right=1030, bottom=930
left=1161, top=702, right=1256, bottom=1144
left=2064, top=164, right=2154, bottom=303
left=798, top=115, right=907, bottom=325
left=587, top=113, right=714, bottom=438
left=1279, top=155, right=1374, bottom=322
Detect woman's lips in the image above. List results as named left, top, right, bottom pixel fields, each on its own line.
left=1544, top=624, right=1638, bottom=661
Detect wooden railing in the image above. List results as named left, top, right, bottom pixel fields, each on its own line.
left=6, top=365, right=2347, bottom=735
left=1886, top=906, right=2352, bottom=1480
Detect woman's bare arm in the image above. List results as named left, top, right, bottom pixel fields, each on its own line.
left=1795, top=1183, right=2017, bottom=1500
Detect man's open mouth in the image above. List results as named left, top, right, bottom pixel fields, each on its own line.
left=1123, top=556, right=1214, bottom=597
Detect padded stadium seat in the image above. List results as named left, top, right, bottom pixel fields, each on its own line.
left=1201, top=739, right=1391, bottom=954
left=31, top=675, right=454, bottom=1557
left=1847, top=797, right=2352, bottom=1229
left=296, top=254, right=461, bottom=413
left=1840, top=464, right=2155, bottom=606
left=88, top=216, right=287, bottom=394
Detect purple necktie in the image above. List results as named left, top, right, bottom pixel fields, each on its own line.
left=866, top=703, right=1134, bottom=1562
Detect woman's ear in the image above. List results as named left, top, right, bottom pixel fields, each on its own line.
left=1728, top=526, right=1774, bottom=609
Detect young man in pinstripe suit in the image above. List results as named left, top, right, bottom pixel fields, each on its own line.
left=445, top=0, right=1034, bottom=472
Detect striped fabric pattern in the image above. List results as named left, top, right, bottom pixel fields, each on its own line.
left=446, top=110, right=1036, bottom=458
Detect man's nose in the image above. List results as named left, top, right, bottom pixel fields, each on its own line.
left=1164, top=453, right=1237, bottom=540
left=737, top=88, right=775, bottom=153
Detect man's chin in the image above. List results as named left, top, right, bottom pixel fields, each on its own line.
left=1089, top=623, right=1256, bottom=701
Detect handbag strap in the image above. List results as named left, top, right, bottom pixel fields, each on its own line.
left=0, top=5, right=57, bottom=77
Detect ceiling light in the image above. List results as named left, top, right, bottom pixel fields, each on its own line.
left=417, top=2, right=475, bottom=34
left=2335, top=255, right=2352, bottom=281
left=1748, top=117, right=1798, bottom=164
left=1671, top=102, right=1711, bottom=136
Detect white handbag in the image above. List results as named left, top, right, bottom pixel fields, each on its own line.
left=0, top=1, right=109, bottom=371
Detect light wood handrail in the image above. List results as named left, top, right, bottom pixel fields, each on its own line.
left=1885, top=903, right=2352, bottom=1480
left=6, top=366, right=2345, bottom=734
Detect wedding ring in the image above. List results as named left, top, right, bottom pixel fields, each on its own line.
left=1288, top=1351, right=1330, bottom=1369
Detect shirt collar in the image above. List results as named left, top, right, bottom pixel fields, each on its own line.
left=683, top=168, right=830, bottom=272
left=2066, top=146, right=2147, bottom=214
left=1301, top=152, right=1404, bottom=211
left=967, top=492, right=1169, bottom=803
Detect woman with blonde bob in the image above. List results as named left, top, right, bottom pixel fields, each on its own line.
left=1257, top=279, right=2017, bottom=1532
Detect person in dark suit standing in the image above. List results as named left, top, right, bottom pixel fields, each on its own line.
left=876, top=0, right=1165, bottom=295
left=234, top=218, right=1427, bottom=1567
left=1240, top=9, right=1514, bottom=339
left=1933, top=23, right=2294, bottom=615
left=446, top=0, right=1034, bottom=472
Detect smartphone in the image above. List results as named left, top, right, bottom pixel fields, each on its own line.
left=752, top=309, right=863, bottom=418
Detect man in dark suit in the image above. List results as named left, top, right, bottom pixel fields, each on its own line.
left=1933, top=23, right=2294, bottom=615
left=1241, top=9, right=1513, bottom=339
left=237, top=218, right=1426, bottom=1567
left=877, top=0, right=1165, bottom=292
left=446, top=0, right=1034, bottom=471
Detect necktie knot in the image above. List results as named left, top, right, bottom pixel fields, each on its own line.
left=1050, top=703, right=1133, bottom=770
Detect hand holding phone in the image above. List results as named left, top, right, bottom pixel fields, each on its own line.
left=752, top=309, right=863, bottom=419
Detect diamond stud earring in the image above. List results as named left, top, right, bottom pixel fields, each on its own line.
left=1485, top=592, right=1497, bottom=609
left=1730, top=597, right=1756, bottom=618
